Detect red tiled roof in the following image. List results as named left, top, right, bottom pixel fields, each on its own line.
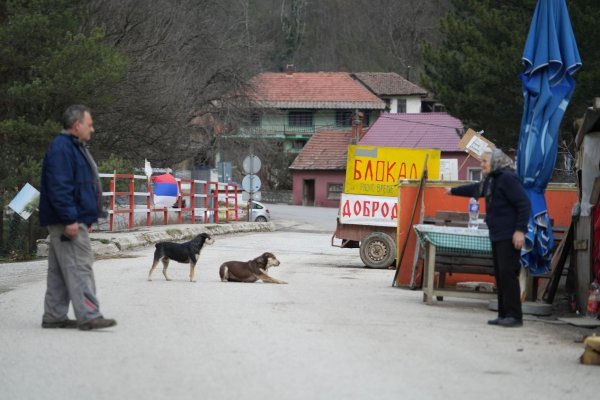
left=290, top=130, right=354, bottom=170
left=359, top=113, right=464, bottom=152
left=353, top=72, right=428, bottom=96
left=250, top=72, right=385, bottom=109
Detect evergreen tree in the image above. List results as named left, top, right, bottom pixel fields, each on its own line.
left=0, top=0, right=127, bottom=256
left=421, top=0, right=598, bottom=148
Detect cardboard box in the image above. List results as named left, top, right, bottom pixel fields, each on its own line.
left=458, top=128, right=495, bottom=160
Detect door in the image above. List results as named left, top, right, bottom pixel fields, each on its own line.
left=303, top=179, right=315, bottom=206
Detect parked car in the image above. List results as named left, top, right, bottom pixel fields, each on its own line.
left=246, top=201, right=270, bottom=222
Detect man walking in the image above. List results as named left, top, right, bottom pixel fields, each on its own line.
left=39, top=105, right=116, bottom=331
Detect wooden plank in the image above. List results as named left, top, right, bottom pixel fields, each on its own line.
left=590, top=176, right=600, bottom=205
left=575, top=216, right=592, bottom=313
left=393, top=154, right=428, bottom=286
left=542, top=221, right=574, bottom=304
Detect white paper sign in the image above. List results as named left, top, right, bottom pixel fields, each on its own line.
left=466, top=136, right=491, bottom=158
left=439, top=159, right=458, bottom=181
left=339, top=193, right=398, bottom=227
left=8, top=183, right=40, bottom=220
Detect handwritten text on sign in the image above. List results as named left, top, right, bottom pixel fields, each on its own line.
left=339, top=193, right=398, bottom=227
left=344, top=145, right=440, bottom=196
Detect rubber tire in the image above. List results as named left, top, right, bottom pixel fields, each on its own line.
left=359, top=232, right=396, bottom=269
left=255, top=216, right=268, bottom=222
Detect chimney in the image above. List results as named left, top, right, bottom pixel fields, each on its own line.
left=286, top=64, right=294, bottom=76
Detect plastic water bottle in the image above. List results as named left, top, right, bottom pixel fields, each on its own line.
left=468, top=197, right=479, bottom=229
left=586, top=283, right=600, bottom=319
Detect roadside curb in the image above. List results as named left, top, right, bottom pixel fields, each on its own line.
left=36, top=222, right=275, bottom=258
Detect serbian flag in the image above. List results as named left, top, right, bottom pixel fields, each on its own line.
left=152, top=173, right=178, bottom=208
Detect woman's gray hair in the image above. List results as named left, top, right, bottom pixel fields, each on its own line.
left=61, top=105, right=90, bottom=129
left=488, top=148, right=514, bottom=172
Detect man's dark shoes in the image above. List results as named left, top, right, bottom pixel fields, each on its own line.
left=42, top=319, right=78, bottom=329
left=487, top=317, right=503, bottom=325
left=79, top=318, right=117, bottom=331
left=497, top=317, right=523, bottom=327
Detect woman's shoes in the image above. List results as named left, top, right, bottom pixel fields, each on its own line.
left=488, top=317, right=523, bottom=327
left=497, top=317, right=523, bottom=327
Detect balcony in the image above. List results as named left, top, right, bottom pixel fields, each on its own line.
left=236, top=124, right=348, bottom=139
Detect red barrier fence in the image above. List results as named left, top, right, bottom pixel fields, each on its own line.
left=99, top=173, right=239, bottom=231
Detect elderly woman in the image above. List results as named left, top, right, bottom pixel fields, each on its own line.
left=446, top=148, right=531, bottom=327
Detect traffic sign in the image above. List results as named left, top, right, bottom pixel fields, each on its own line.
left=242, top=175, right=261, bottom=193
left=242, top=155, right=261, bottom=174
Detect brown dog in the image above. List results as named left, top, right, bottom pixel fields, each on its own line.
left=219, top=252, right=286, bottom=284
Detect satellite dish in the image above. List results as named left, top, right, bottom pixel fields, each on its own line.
left=242, top=155, right=261, bottom=174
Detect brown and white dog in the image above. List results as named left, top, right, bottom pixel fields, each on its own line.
left=148, top=233, right=214, bottom=282
left=219, top=252, right=286, bottom=284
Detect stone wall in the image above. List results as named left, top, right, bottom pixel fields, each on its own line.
left=260, top=190, right=293, bottom=204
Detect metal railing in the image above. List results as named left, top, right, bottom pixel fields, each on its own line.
left=99, top=173, right=239, bottom=231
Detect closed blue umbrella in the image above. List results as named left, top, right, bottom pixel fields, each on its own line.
left=517, top=0, right=581, bottom=275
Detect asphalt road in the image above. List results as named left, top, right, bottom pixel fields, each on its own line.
left=0, top=205, right=597, bottom=399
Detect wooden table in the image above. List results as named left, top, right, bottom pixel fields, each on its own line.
left=414, top=224, right=497, bottom=304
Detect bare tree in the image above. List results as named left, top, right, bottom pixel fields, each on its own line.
left=88, top=0, right=262, bottom=167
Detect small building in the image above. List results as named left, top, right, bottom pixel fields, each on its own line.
left=359, top=112, right=479, bottom=181
left=352, top=72, right=428, bottom=114
left=242, top=69, right=385, bottom=153
left=289, top=130, right=354, bottom=207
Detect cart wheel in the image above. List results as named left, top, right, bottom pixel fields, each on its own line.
left=359, top=232, right=396, bottom=269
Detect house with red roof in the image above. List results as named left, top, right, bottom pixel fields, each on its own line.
left=289, top=129, right=355, bottom=207
left=242, top=69, right=385, bottom=153
left=352, top=72, right=429, bottom=114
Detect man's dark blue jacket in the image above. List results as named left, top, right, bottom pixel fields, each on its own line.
left=450, top=169, right=531, bottom=242
left=39, top=133, right=100, bottom=227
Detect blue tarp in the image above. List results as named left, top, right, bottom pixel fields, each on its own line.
left=517, top=0, right=581, bottom=275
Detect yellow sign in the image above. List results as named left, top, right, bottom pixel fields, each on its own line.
left=344, top=145, right=440, bottom=196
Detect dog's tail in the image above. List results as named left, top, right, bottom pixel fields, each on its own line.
left=219, top=263, right=228, bottom=282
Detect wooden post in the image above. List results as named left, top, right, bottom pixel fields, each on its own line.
left=575, top=216, right=592, bottom=313
left=393, top=179, right=402, bottom=286
left=392, top=154, right=429, bottom=287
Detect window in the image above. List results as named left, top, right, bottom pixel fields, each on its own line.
left=362, top=111, right=371, bottom=127
left=397, top=99, right=407, bottom=113
left=335, top=110, right=353, bottom=127
left=291, top=140, right=306, bottom=150
left=327, top=183, right=343, bottom=200
left=468, top=168, right=483, bottom=181
left=250, top=112, right=261, bottom=126
left=288, top=111, right=313, bottom=127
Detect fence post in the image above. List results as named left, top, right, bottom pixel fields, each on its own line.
left=214, top=182, right=219, bottom=224
left=146, top=179, right=152, bottom=227
left=109, top=174, right=116, bottom=231
left=177, top=179, right=183, bottom=224
left=191, top=180, right=196, bottom=223
left=128, top=175, right=134, bottom=229
left=234, top=184, right=239, bottom=221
